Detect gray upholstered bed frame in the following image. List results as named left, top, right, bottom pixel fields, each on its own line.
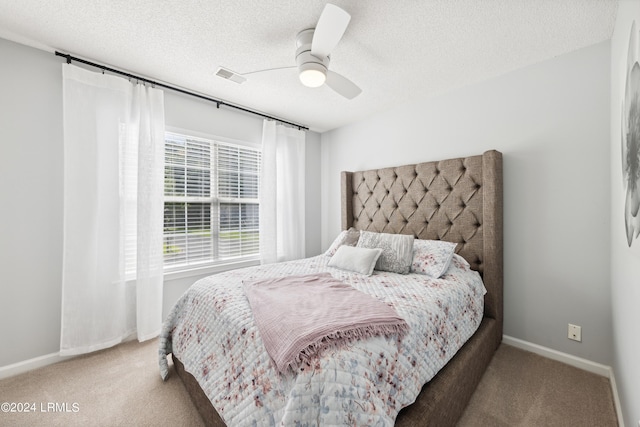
left=172, top=149, right=503, bottom=426
left=343, top=150, right=503, bottom=425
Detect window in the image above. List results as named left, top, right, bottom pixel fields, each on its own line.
left=163, top=131, right=261, bottom=270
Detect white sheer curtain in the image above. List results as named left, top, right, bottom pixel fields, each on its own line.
left=260, top=120, right=306, bottom=264
left=60, top=64, right=165, bottom=355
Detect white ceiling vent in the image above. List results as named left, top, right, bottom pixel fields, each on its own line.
left=215, top=67, right=246, bottom=84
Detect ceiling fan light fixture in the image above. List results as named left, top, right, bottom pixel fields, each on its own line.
left=299, top=62, right=326, bottom=87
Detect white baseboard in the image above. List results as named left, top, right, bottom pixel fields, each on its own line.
left=608, top=369, right=626, bottom=427
left=0, top=352, right=73, bottom=380
left=502, top=335, right=624, bottom=427
left=502, top=335, right=610, bottom=376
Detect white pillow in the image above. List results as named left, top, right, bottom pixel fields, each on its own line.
left=356, top=231, right=414, bottom=274
left=411, top=239, right=457, bottom=278
left=328, top=245, right=383, bottom=276
left=324, top=228, right=360, bottom=256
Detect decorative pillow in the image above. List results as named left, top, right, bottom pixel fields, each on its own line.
left=411, top=239, right=457, bottom=278
left=451, top=253, right=470, bottom=269
left=328, top=245, right=383, bottom=276
left=324, top=228, right=360, bottom=256
left=356, top=231, right=414, bottom=274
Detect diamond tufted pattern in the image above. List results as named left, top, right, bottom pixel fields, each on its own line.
left=349, top=156, right=483, bottom=271
left=341, top=150, right=502, bottom=332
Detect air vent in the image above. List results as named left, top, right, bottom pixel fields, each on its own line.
left=215, top=67, right=246, bottom=84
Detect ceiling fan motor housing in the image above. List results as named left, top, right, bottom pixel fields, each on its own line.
left=291, top=10, right=361, bottom=98
left=295, top=28, right=330, bottom=82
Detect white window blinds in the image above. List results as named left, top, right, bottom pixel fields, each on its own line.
left=163, top=132, right=260, bottom=270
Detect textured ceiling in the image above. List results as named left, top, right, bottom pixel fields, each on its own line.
left=0, top=0, right=618, bottom=132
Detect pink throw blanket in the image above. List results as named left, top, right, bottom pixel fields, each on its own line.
left=243, top=273, right=409, bottom=373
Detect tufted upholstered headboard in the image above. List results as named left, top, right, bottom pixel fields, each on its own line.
left=341, top=150, right=503, bottom=338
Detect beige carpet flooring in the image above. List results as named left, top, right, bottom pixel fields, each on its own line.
left=457, top=345, right=618, bottom=427
left=0, top=340, right=618, bottom=426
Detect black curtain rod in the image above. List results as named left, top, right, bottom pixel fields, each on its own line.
left=55, top=51, right=309, bottom=131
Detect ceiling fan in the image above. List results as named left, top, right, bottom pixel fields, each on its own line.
left=216, top=3, right=362, bottom=99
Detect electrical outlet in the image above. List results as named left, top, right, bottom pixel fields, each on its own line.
left=568, top=324, right=582, bottom=342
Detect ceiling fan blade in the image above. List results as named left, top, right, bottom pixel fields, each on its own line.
left=311, top=3, right=351, bottom=58
left=325, top=70, right=361, bottom=99
left=241, top=65, right=297, bottom=76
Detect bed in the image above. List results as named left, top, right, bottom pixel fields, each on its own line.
left=160, top=149, right=503, bottom=426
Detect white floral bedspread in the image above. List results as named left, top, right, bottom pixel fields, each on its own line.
left=159, top=254, right=485, bottom=426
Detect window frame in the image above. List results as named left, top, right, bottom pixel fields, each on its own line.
left=162, top=127, right=262, bottom=279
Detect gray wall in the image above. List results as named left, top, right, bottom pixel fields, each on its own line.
left=321, top=41, right=613, bottom=365
left=0, top=37, right=322, bottom=367
left=610, top=2, right=640, bottom=425
left=0, top=36, right=64, bottom=366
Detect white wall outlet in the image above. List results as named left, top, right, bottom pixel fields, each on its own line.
left=568, top=324, right=582, bottom=342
